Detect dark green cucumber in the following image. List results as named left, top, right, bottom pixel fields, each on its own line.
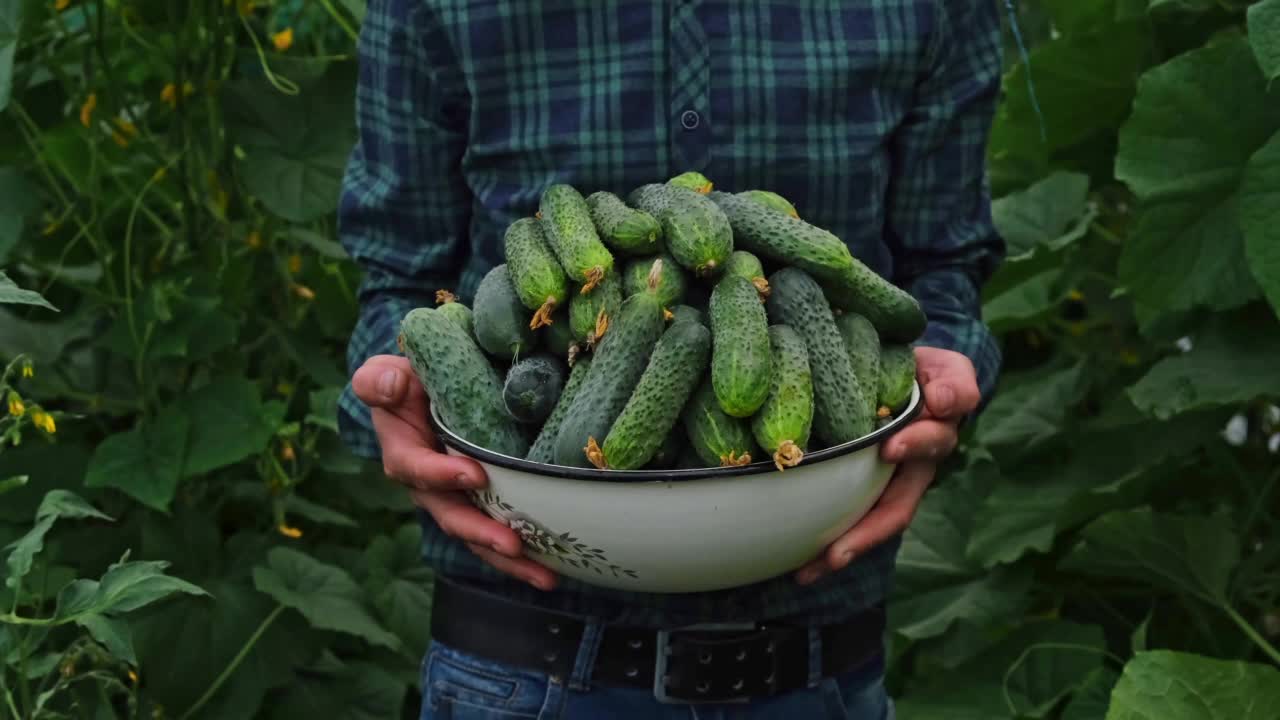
left=670, top=304, right=708, bottom=328
left=472, top=264, right=537, bottom=360
left=399, top=308, right=528, bottom=457
left=568, top=273, right=622, bottom=346
left=709, top=191, right=853, bottom=281
left=751, top=325, right=814, bottom=471
left=818, top=269, right=927, bottom=343
left=600, top=320, right=712, bottom=470
left=623, top=253, right=687, bottom=308
left=587, top=191, right=662, bottom=255
left=645, top=424, right=688, bottom=470
left=723, top=250, right=771, bottom=300
left=502, top=354, right=567, bottom=424
left=765, top=268, right=873, bottom=444
left=503, top=217, right=568, bottom=329
left=682, top=378, right=758, bottom=467
left=674, top=443, right=707, bottom=469
left=539, top=184, right=616, bottom=292
left=742, top=189, right=798, bottom=218
left=628, top=184, right=733, bottom=277
left=834, top=312, right=881, bottom=419
left=551, top=287, right=666, bottom=467
left=667, top=171, right=713, bottom=194
left=434, top=291, right=474, bottom=340
left=709, top=275, right=773, bottom=417
left=542, top=306, right=576, bottom=359
left=878, top=344, right=917, bottom=416
left=526, top=355, right=593, bottom=463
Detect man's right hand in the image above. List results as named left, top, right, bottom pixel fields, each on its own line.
left=352, top=355, right=558, bottom=591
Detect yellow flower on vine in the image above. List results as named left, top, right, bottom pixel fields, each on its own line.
left=277, top=523, right=303, bottom=539
left=21, top=360, right=34, bottom=378
left=79, top=93, right=97, bottom=128
left=293, top=284, right=316, bottom=301
left=31, top=410, right=56, bottom=434
left=55, top=0, right=70, bottom=12
left=111, top=118, right=138, bottom=148
left=7, top=392, right=24, bottom=418
left=160, top=81, right=195, bottom=108
left=272, top=28, right=294, bottom=52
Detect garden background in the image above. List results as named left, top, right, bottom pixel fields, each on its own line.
left=3, top=0, right=1280, bottom=717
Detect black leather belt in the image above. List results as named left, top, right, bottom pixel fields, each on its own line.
left=429, top=576, right=885, bottom=704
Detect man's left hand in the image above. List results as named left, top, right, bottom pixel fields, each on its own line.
left=795, top=347, right=981, bottom=586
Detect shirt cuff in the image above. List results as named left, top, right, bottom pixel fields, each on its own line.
left=908, top=269, right=1002, bottom=414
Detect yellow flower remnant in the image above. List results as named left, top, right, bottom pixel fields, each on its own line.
left=160, top=81, right=195, bottom=108
left=21, top=360, right=34, bottom=378
left=55, top=0, right=70, bottom=12
left=7, top=392, right=24, bottom=417
left=279, top=441, right=295, bottom=462
left=277, top=523, right=302, bottom=539
left=80, top=93, right=97, bottom=128
left=128, top=670, right=139, bottom=685
left=272, top=28, right=294, bottom=52
left=292, top=284, right=315, bottom=301
left=111, top=118, right=138, bottom=148
left=31, top=410, right=56, bottom=434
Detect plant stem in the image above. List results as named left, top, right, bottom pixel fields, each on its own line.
left=317, top=0, right=360, bottom=41
left=177, top=605, right=285, bottom=720
left=1223, top=604, right=1280, bottom=666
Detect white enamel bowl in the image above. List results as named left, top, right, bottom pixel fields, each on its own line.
left=428, top=382, right=922, bottom=594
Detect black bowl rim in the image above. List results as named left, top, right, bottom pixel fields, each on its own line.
left=427, top=381, right=924, bottom=483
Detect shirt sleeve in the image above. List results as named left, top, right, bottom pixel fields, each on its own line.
left=336, top=0, right=471, bottom=460
left=883, top=0, right=1007, bottom=406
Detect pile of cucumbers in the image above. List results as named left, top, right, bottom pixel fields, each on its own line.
left=399, top=172, right=922, bottom=473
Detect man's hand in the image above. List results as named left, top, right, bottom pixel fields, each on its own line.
left=353, top=355, right=558, bottom=591
left=794, top=347, right=980, bottom=586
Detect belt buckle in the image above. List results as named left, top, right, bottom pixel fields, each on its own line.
left=652, top=622, right=767, bottom=705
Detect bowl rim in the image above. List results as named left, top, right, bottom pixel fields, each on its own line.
left=427, top=380, right=924, bottom=483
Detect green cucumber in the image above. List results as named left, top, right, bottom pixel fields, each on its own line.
left=551, top=274, right=667, bottom=467
left=568, top=273, right=623, bottom=347
left=503, top=217, right=568, bottom=329
left=667, top=171, right=713, bottom=194
left=542, top=306, right=576, bottom=359
left=645, top=425, right=688, bottom=470
left=399, top=308, right=528, bottom=457
left=742, top=189, right=798, bottom=218
left=502, top=354, right=567, bottom=424
left=834, top=313, right=881, bottom=419
left=682, top=378, right=758, bottom=467
left=670, top=304, right=708, bottom=329
left=709, top=275, right=773, bottom=417
left=723, top=250, right=771, bottom=300
left=623, top=253, right=687, bottom=308
left=818, top=269, right=927, bottom=343
left=628, top=184, right=733, bottom=277
left=709, top=191, right=853, bottom=281
left=472, top=264, right=537, bottom=360
left=878, top=344, right=917, bottom=416
left=599, top=319, right=712, bottom=469
left=539, top=184, right=615, bottom=292
left=765, top=268, right=873, bottom=445
left=526, top=356, right=593, bottom=463
left=434, top=290, right=474, bottom=340
left=586, top=191, right=662, bottom=255
left=751, top=325, right=814, bottom=471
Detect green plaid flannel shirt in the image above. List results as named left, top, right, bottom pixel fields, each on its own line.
left=337, top=0, right=1005, bottom=627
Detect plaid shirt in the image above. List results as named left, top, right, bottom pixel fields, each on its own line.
left=337, top=0, right=1004, bottom=627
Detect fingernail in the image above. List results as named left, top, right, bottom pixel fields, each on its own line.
left=933, top=385, right=955, bottom=415
left=490, top=541, right=506, bottom=555
left=376, top=369, right=399, bottom=399
left=841, top=549, right=855, bottom=563
left=531, top=577, right=552, bottom=591
left=455, top=472, right=482, bottom=489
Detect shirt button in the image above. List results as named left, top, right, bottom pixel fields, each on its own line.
left=680, top=110, right=700, bottom=130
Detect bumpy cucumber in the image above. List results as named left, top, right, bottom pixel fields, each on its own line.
left=399, top=308, right=528, bottom=457
left=819, top=269, right=927, bottom=343
left=542, top=306, right=575, bottom=359
left=551, top=280, right=666, bottom=467
left=765, top=268, right=873, bottom=444
left=503, top=217, right=568, bottom=329
left=878, top=344, right=917, bottom=416
left=682, top=379, right=758, bottom=467
left=667, top=171, right=713, bottom=194
left=568, top=273, right=622, bottom=345
left=670, top=304, right=708, bottom=328
left=472, top=264, right=537, bottom=360
left=623, top=253, right=687, bottom=308
left=526, top=356, right=593, bottom=463
left=709, top=191, right=853, bottom=281
left=434, top=290, right=474, bottom=340
left=751, top=325, right=814, bottom=471
left=586, top=191, right=662, bottom=255
left=539, top=184, right=615, bottom=292
left=502, top=354, right=567, bottom=424
left=709, top=275, right=773, bottom=417
left=723, top=250, right=771, bottom=300
left=628, top=184, right=733, bottom=277
left=834, top=313, right=881, bottom=420
left=742, top=189, right=798, bottom=218
left=599, top=320, right=712, bottom=470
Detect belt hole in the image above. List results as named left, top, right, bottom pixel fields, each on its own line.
left=696, top=681, right=711, bottom=694
left=625, top=666, right=639, bottom=679
left=543, top=650, right=558, bottom=663
left=548, top=623, right=561, bottom=635
left=698, top=651, right=713, bottom=664
left=735, top=650, right=747, bottom=661
left=764, top=671, right=775, bottom=685
left=628, top=639, right=643, bottom=649
left=731, top=678, right=744, bottom=691
left=765, top=641, right=775, bottom=654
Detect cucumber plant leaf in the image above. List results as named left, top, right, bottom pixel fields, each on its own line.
left=1238, top=130, right=1280, bottom=315
left=1248, top=0, right=1280, bottom=81
left=1105, top=650, right=1280, bottom=720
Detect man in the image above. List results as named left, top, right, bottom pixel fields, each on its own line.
left=338, top=1, right=1004, bottom=717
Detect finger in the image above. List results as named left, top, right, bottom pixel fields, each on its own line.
left=353, top=355, right=416, bottom=409
left=915, top=348, right=981, bottom=419
left=410, top=490, right=526, bottom=558
left=879, top=419, right=958, bottom=464
left=378, top=411, right=487, bottom=490
left=466, top=543, right=559, bottom=591
left=795, top=461, right=936, bottom=585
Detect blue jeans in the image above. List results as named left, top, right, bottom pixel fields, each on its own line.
left=418, top=634, right=895, bottom=719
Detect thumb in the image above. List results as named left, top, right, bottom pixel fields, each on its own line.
left=352, top=355, right=418, bottom=410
